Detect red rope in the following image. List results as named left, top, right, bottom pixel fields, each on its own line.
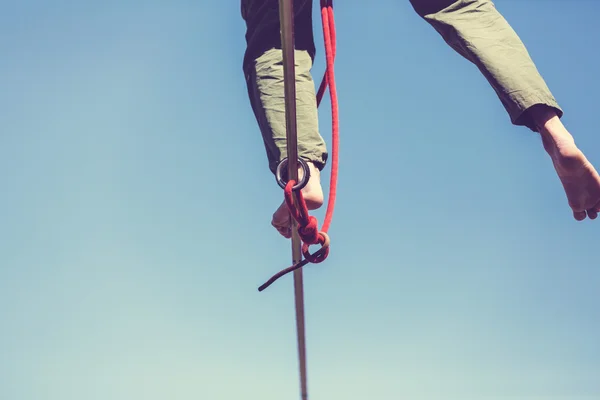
left=259, top=0, right=339, bottom=292
left=284, top=0, right=338, bottom=260
left=319, top=0, right=338, bottom=234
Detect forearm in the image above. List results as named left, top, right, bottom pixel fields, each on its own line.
left=411, top=0, right=562, bottom=131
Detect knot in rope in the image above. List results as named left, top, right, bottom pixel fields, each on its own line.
left=283, top=180, right=330, bottom=266
left=284, top=180, right=326, bottom=245
left=298, top=216, right=319, bottom=244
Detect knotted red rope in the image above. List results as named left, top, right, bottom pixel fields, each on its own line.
left=259, top=0, right=339, bottom=292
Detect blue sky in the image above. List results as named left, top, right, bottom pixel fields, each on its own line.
left=1, top=1, right=599, bottom=399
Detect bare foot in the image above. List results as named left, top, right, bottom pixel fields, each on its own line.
left=272, top=161, right=324, bottom=238
left=533, top=108, right=600, bottom=221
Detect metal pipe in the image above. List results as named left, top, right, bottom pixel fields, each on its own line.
left=278, top=0, right=308, bottom=398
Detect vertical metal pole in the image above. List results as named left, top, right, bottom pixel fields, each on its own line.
left=278, top=0, right=308, bottom=399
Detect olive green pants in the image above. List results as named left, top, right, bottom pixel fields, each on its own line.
left=242, top=0, right=563, bottom=173
left=245, top=48, right=328, bottom=174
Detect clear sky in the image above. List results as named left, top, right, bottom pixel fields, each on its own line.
left=1, top=1, right=599, bottom=399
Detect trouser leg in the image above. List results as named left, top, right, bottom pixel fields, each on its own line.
left=410, top=0, right=563, bottom=131
left=242, top=0, right=328, bottom=173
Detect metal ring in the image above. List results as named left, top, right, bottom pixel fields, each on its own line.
left=275, top=158, right=311, bottom=191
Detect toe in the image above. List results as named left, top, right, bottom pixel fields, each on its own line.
left=573, top=210, right=587, bottom=221
left=272, top=221, right=291, bottom=238
left=587, top=209, right=598, bottom=220
left=280, top=228, right=291, bottom=238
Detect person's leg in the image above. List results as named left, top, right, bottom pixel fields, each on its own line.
left=242, top=0, right=328, bottom=236
left=529, top=106, right=600, bottom=220
left=409, top=0, right=600, bottom=220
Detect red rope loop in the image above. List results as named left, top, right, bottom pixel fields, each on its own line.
left=302, top=232, right=330, bottom=263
